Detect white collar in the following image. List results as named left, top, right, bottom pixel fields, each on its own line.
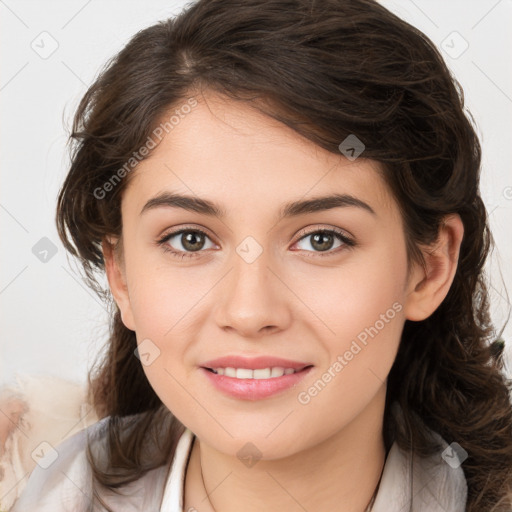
left=160, top=427, right=194, bottom=512
left=160, top=426, right=467, bottom=512
left=371, top=433, right=467, bottom=511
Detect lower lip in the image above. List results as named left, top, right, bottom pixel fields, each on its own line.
left=200, top=366, right=313, bottom=400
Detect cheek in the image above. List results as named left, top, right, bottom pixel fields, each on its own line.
left=128, top=268, right=204, bottom=421
left=289, top=272, right=406, bottom=448
left=128, top=268, right=216, bottom=343
left=123, top=235, right=205, bottom=339
left=295, top=236, right=408, bottom=389
left=299, top=236, right=407, bottom=344
left=125, top=258, right=217, bottom=398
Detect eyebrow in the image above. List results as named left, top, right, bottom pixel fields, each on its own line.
left=140, top=191, right=376, bottom=219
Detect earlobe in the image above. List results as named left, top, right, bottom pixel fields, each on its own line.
left=403, top=214, right=464, bottom=322
left=102, top=237, right=136, bottom=331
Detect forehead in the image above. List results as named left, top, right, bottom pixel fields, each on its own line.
left=122, top=92, right=396, bottom=220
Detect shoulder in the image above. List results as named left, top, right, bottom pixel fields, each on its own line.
left=0, top=374, right=99, bottom=510
left=10, top=413, right=186, bottom=512
left=373, top=402, right=468, bottom=512
left=10, top=417, right=110, bottom=512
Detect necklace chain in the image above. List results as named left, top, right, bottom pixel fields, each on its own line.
left=198, top=445, right=384, bottom=512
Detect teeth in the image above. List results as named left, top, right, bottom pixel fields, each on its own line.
left=212, top=366, right=299, bottom=379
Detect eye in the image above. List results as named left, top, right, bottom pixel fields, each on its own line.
left=292, top=227, right=355, bottom=256
left=156, top=225, right=355, bottom=260
left=156, top=227, right=217, bottom=259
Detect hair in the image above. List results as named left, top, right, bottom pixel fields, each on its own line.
left=56, top=0, right=512, bottom=510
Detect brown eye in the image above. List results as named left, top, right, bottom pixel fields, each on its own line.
left=178, top=231, right=207, bottom=252
left=293, top=228, right=355, bottom=256
left=157, top=228, right=216, bottom=258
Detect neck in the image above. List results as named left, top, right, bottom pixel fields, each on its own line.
left=184, top=385, right=387, bottom=512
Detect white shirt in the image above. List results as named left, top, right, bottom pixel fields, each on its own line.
left=11, top=405, right=468, bottom=511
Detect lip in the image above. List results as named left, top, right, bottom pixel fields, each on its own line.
left=199, top=355, right=314, bottom=401
left=200, top=355, right=312, bottom=371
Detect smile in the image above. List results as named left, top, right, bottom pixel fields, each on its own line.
left=200, top=365, right=313, bottom=400
left=207, top=366, right=303, bottom=379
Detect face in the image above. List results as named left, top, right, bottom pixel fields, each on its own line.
left=108, top=91, right=418, bottom=459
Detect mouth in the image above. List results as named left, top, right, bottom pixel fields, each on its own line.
left=199, top=363, right=314, bottom=400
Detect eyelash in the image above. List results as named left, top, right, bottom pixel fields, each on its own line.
left=156, top=226, right=356, bottom=260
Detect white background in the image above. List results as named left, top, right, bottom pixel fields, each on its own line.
left=1, top=0, right=511, bottom=386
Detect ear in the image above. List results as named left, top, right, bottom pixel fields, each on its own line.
left=403, top=214, right=464, bottom=321
left=102, top=236, right=136, bottom=331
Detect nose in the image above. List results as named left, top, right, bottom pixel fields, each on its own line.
left=213, top=248, right=292, bottom=338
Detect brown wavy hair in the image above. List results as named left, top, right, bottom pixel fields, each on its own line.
left=55, top=0, right=512, bottom=510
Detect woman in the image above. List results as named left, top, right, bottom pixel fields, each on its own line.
left=8, top=0, right=512, bottom=510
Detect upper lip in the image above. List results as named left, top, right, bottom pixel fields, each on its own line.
left=200, top=355, right=313, bottom=371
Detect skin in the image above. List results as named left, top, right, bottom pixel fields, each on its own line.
left=103, top=91, right=464, bottom=512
